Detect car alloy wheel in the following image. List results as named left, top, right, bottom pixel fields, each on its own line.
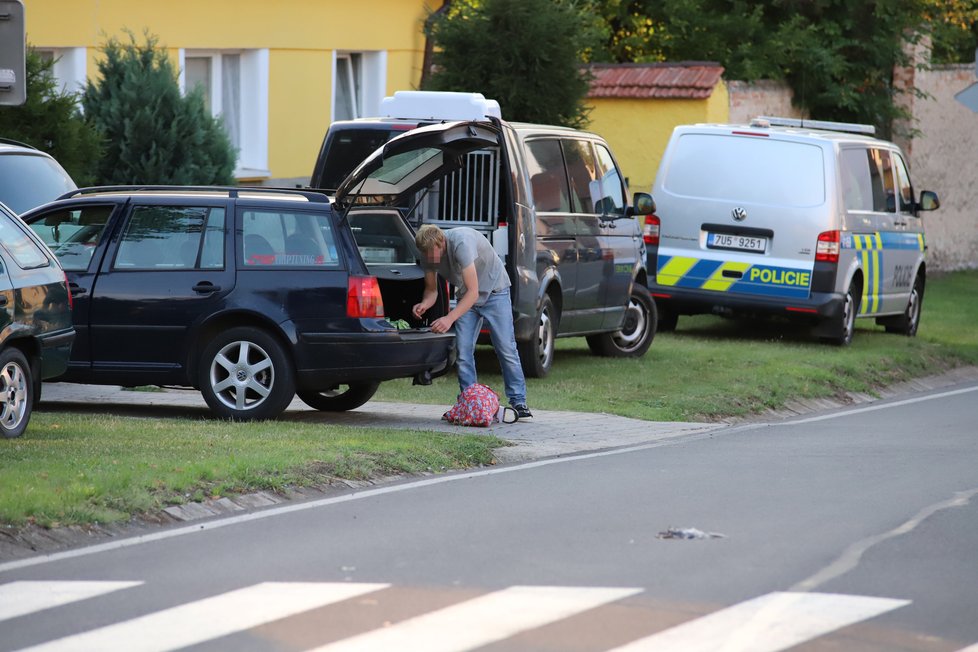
left=0, top=349, right=32, bottom=438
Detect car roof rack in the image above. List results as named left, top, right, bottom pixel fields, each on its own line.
left=380, top=90, right=502, bottom=121
left=57, top=185, right=331, bottom=203
left=750, top=116, right=876, bottom=136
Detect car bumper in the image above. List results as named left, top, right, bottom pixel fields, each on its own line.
left=37, top=328, right=75, bottom=380
left=650, top=285, right=846, bottom=321
left=294, top=329, right=456, bottom=389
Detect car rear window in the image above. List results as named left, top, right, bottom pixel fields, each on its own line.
left=0, top=211, right=50, bottom=269
left=662, top=134, right=825, bottom=207
left=0, top=153, right=77, bottom=214
left=317, top=128, right=395, bottom=192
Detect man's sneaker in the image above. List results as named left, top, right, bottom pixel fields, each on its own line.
left=513, top=404, right=533, bottom=420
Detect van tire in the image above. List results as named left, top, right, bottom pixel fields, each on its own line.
left=519, top=295, right=557, bottom=378
left=586, top=285, right=657, bottom=357
left=297, top=382, right=380, bottom=412
left=883, top=274, right=923, bottom=336
left=199, top=327, right=296, bottom=421
left=821, top=281, right=859, bottom=346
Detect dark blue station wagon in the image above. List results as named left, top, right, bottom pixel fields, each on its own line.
left=21, top=187, right=454, bottom=420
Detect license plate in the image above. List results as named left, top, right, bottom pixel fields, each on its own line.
left=708, top=232, right=767, bottom=253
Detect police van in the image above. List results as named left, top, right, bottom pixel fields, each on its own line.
left=645, top=117, right=940, bottom=345
left=313, top=91, right=657, bottom=376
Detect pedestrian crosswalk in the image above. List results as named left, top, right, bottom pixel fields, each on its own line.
left=1, top=579, right=973, bottom=652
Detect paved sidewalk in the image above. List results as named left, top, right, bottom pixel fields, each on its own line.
left=40, top=383, right=721, bottom=464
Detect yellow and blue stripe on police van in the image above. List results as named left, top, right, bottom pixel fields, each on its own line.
left=656, top=255, right=813, bottom=299
left=843, top=231, right=924, bottom=314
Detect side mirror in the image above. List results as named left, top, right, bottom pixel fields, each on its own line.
left=630, top=192, right=656, bottom=216
left=918, top=190, right=939, bottom=212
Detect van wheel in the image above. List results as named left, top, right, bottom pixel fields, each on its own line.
left=519, top=295, right=557, bottom=378
left=821, top=281, right=859, bottom=346
left=297, top=382, right=380, bottom=412
left=586, top=285, right=657, bottom=357
left=199, top=327, right=295, bottom=421
left=0, top=348, right=33, bottom=439
left=657, top=304, right=678, bottom=332
left=884, top=274, right=923, bottom=336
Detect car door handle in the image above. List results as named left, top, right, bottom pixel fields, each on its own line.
left=68, top=283, right=88, bottom=297
left=192, top=282, right=221, bottom=294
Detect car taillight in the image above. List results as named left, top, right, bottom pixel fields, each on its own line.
left=815, top=230, right=840, bottom=263
left=643, top=214, right=661, bottom=246
left=347, top=276, right=384, bottom=318
left=64, top=272, right=73, bottom=310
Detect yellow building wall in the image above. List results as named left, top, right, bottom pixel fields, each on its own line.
left=23, top=0, right=438, bottom=181
left=586, top=81, right=731, bottom=193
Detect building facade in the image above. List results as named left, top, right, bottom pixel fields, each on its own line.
left=25, top=0, right=438, bottom=184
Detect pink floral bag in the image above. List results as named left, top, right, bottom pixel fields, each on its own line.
left=442, top=384, right=517, bottom=427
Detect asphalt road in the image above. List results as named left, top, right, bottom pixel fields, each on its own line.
left=2, top=377, right=977, bottom=651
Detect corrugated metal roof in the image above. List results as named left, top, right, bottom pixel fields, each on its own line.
left=587, top=63, right=724, bottom=100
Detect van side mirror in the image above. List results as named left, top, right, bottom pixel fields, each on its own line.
left=918, top=190, right=939, bottom=212
left=629, top=192, right=655, bottom=217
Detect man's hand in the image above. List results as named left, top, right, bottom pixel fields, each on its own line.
left=412, top=301, right=430, bottom=320
left=430, top=316, right=455, bottom=334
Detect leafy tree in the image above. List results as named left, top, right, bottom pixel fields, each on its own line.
left=0, top=48, right=101, bottom=185
left=82, top=31, right=235, bottom=185
left=586, top=0, right=977, bottom=137
left=423, top=0, right=598, bottom=128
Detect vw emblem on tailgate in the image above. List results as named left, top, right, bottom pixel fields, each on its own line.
left=731, top=207, right=747, bottom=221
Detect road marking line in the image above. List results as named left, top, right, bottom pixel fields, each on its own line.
left=309, top=585, right=641, bottom=652
left=0, top=581, right=142, bottom=623
left=605, top=591, right=909, bottom=652
left=954, top=643, right=978, bottom=652
left=2, top=383, right=973, bottom=575
left=784, top=385, right=978, bottom=425
left=14, top=582, right=388, bottom=652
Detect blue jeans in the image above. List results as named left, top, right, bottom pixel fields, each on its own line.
left=454, top=288, right=527, bottom=406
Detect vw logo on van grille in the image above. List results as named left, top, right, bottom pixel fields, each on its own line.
left=731, top=207, right=748, bottom=221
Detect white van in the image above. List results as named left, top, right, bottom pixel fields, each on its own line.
left=645, top=117, right=940, bottom=345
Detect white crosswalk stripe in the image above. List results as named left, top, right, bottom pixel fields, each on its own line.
left=309, top=585, right=642, bottom=652
left=0, top=581, right=142, bottom=623
left=14, top=582, right=389, bottom=652
left=1, top=581, right=920, bottom=652
left=605, top=591, right=910, bottom=652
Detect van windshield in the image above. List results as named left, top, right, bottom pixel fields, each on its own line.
left=317, top=129, right=394, bottom=192
left=663, top=134, right=825, bottom=207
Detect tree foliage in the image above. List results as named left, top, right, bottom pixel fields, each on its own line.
left=423, top=0, right=597, bottom=128
left=82, top=31, right=236, bottom=185
left=0, top=49, right=101, bottom=185
left=586, top=0, right=978, bottom=137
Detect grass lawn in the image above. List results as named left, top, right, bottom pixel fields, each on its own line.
left=1, top=270, right=975, bottom=529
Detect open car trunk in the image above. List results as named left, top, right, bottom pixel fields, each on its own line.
left=347, top=208, right=449, bottom=327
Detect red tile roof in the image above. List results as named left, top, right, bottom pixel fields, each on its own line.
left=587, top=63, right=725, bottom=100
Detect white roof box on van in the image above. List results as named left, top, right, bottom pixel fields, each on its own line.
left=380, top=90, right=502, bottom=122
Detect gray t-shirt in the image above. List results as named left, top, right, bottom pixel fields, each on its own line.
left=425, top=227, right=509, bottom=306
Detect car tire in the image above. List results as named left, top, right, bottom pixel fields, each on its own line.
left=884, top=274, right=923, bottom=337
left=822, top=280, right=859, bottom=346
left=0, top=348, right=33, bottom=439
left=586, top=285, right=657, bottom=357
left=518, top=294, right=557, bottom=378
left=198, top=327, right=296, bottom=421
left=297, top=382, right=380, bottom=412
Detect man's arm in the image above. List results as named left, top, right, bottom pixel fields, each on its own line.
left=430, top=263, right=478, bottom=334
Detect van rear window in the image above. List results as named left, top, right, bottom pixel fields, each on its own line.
left=663, top=134, right=825, bottom=207
left=317, top=129, right=394, bottom=191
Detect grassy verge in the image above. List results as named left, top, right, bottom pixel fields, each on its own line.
left=0, top=415, right=504, bottom=528
left=2, top=270, right=975, bottom=529
left=374, top=269, right=978, bottom=421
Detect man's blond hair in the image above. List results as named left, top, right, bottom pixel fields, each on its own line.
left=415, top=224, right=445, bottom=252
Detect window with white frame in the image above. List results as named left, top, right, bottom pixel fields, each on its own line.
left=180, top=49, right=269, bottom=180
left=332, top=51, right=387, bottom=122
left=35, top=48, right=87, bottom=95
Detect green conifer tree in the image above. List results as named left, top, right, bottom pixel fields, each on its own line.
left=82, top=31, right=236, bottom=185
left=0, top=48, right=101, bottom=186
